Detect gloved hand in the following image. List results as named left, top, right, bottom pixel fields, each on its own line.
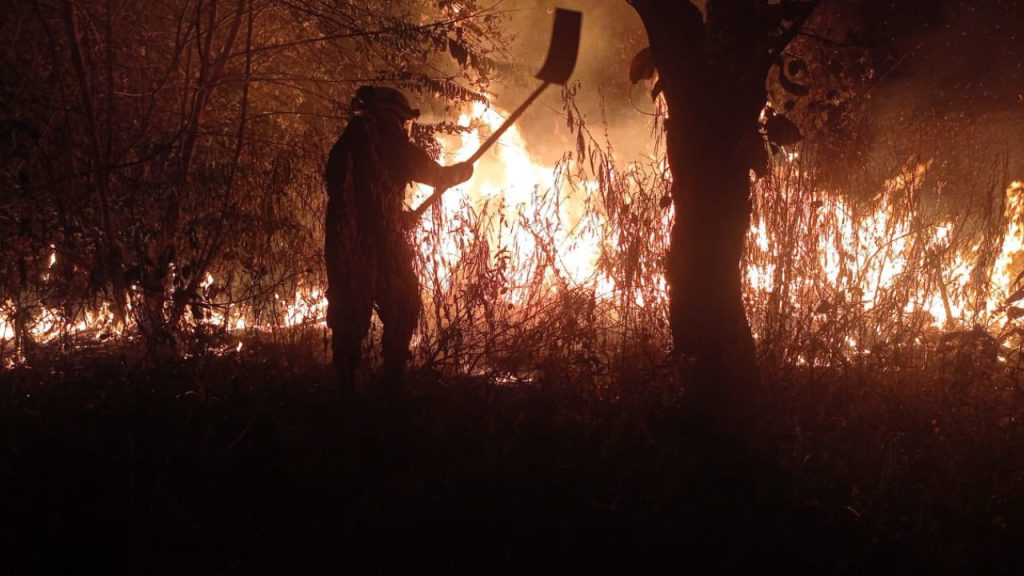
left=440, top=161, right=474, bottom=188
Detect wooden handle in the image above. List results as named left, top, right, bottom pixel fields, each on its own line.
left=467, top=82, right=550, bottom=164
left=410, top=82, right=552, bottom=221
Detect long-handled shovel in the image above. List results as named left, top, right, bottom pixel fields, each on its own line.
left=410, top=8, right=582, bottom=221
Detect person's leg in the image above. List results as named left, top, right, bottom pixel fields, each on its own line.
left=377, top=241, right=420, bottom=392
left=326, top=243, right=374, bottom=395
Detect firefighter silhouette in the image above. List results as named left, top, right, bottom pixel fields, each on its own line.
left=325, top=86, right=472, bottom=391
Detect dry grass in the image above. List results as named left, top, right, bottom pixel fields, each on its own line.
left=3, top=94, right=1023, bottom=393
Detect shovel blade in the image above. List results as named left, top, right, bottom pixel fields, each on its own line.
left=535, top=8, right=582, bottom=86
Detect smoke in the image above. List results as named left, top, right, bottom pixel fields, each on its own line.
left=429, top=0, right=1022, bottom=209
left=483, top=0, right=657, bottom=166
left=805, top=0, right=1024, bottom=205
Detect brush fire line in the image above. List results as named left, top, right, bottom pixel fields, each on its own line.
left=1, top=101, right=1022, bottom=369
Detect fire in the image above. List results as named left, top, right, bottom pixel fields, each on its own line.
left=411, top=101, right=608, bottom=301
left=992, top=181, right=1024, bottom=305
left=282, top=288, right=328, bottom=328
left=746, top=162, right=1024, bottom=360
left=0, top=302, right=14, bottom=341
left=1, top=91, right=1021, bottom=372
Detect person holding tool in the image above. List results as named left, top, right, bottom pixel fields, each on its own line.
left=324, top=85, right=472, bottom=393
left=324, top=9, right=581, bottom=392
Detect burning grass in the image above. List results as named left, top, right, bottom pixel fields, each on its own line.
left=2, top=96, right=1023, bottom=384
left=747, top=155, right=1024, bottom=372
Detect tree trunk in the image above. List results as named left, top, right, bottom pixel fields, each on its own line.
left=630, top=0, right=766, bottom=436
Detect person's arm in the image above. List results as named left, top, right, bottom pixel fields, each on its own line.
left=391, top=130, right=473, bottom=189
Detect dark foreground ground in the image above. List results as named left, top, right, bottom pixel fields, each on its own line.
left=2, top=343, right=1024, bottom=574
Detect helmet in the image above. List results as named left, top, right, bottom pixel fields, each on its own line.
left=353, top=86, right=421, bottom=120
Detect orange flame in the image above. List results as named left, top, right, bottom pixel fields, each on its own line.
left=2, top=95, right=1021, bottom=370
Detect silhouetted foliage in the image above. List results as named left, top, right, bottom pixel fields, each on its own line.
left=0, top=0, right=510, bottom=354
